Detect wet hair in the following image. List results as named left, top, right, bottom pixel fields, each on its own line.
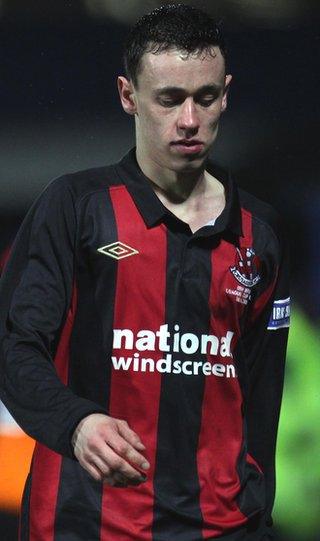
left=123, top=3, right=227, bottom=87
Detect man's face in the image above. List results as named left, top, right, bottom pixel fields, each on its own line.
left=118, top=47, right=231, bottom=174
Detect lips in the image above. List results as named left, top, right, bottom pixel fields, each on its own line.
left=171, top=140, right=204, bottom=154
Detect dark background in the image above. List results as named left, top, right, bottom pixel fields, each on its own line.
left=0, top=1, right=319, bottom=539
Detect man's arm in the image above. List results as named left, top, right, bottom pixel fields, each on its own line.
left=243, top=222, right=290, bottom=528
left=0, top=179, right=149, bottom=485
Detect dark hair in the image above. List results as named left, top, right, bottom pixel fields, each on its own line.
left=123, top=3, right=227, bottom=87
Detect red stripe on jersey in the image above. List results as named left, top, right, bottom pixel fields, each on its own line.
left=54, top=283, right=78, bottom=382
left=101, top=186, right=166, bottom=541
left=29, top=444, right=62, bottom=541
left=28, top=284, right=78, bottom=541
left=197, top=210, right=255, bottom=537
left=240, top=209, right=253, bottom=248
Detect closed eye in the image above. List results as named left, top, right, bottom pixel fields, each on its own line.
left=157, top=96, right=184, bottom=107
left=197, top=98, right=216, bottom=107
left=154, top=84, right=222, bottom=108
left=155, top=87, right=187, bottom=108
left=195, top=93, right=219, bottom=107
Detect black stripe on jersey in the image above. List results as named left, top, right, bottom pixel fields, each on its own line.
left=55, top=460, right=104, bottom=541
left=19, top=472, right=31, bottom=541
left=67, top=188, right=118, bottom=408
left=152, top=218, right=213, bottom=541
left=54, top=188, right=119, bottom=540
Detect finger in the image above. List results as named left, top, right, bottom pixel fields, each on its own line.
left=103, top=472, right=144, bottom=488
left=111, top=472, right=129, bottom=487
left=106, top=432, right=150, bottom=472
left=89, top=456, right=112, bottom=478
left=93, top=457, right=144, bottom=486
left=102, top=444, right=148, bottom=481
left=116, top=420, right=146, bottom=451
left=81, top=461, right=103, bottom=483
left=112, top=471, right=146, bottom=486
left=103, top=474, right=127, bottom=488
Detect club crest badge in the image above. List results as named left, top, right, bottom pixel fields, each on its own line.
left=230, top=247, right=261, bottom=288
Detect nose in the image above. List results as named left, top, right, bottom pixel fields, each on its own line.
left=177, top=98, right=200, bottom=135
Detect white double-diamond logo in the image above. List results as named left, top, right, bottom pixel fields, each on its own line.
left=97, top=241, right=139, bottom=260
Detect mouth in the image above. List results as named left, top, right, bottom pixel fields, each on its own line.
left=170, top=140, right=204, bottom=155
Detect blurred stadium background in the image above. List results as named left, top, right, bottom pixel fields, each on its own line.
left=0, top=1, right=319, bottom=539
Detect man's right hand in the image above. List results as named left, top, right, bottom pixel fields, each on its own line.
left=72, top=413, right=150, bottom=487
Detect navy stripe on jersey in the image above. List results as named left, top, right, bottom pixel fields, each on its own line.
left=68, top=188, right=119, bottom=408
left=55, top=460, right=104, bottom=541
left=153, top=221, right=213, bottom=541
left=19, top=473, right=31, bottom=541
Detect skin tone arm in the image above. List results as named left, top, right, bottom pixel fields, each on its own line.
left=72, top=413, right=150, bottom=487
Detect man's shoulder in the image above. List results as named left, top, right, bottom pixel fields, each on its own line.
left=45, top=162, right=122, bottom=203
left=238, top=187, right=283, bottom=239
left=207, top=160, right=284, bottom=240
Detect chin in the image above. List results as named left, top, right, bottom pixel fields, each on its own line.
left=171, top=154, right=207, bottom=172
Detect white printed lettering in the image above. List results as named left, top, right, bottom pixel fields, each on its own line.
left=141, top=357, right=155, bottom=372
left=113, top=329, right=133, bottom=350
left=156, top=354, right=172, bottom=373
left=220, top=331, right=234, bottom=357
left=212, top=363, right=225, bottom=377
left=182, top=361, right=193, bottom=375
left=111, top=325, right=237, bottom=379
left=111, top=356, right=132, bottom=370
left=226, top=364, right=236, bottom=378
left=172, top=360, right=182, bottom=374
left=180, top=333, right=199, bottom=354
left=202, top=362, right=212, bottom=376
left=201, top=335, right=219, bottom=355
left=156, top=324, right=171, bottom=352
left=173, top=324, right=180, bottom=352
left=136, top=330, right=156, bottom=351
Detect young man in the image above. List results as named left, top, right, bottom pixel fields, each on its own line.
left=0, top=4, right=290, bottom=540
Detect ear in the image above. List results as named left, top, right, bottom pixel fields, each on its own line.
left=221, top=74, right=232, bottom=112
left=117, top=76, right=137, bottom=115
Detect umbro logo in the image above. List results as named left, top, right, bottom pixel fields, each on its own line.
left=97, top=241, right=139, bottom=260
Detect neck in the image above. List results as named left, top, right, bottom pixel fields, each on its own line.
left=136, top=147, right=206, bottom=203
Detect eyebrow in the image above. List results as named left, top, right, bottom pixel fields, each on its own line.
left=154, top=84, right=223, bottom=96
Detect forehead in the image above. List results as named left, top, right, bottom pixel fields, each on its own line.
left=137, top=47, right=225, bottom=90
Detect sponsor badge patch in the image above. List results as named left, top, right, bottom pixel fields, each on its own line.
left=267, top=297, right=291, bottom=330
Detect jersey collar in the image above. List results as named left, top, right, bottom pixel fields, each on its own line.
left=115, top=148, right=243, bottom=238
